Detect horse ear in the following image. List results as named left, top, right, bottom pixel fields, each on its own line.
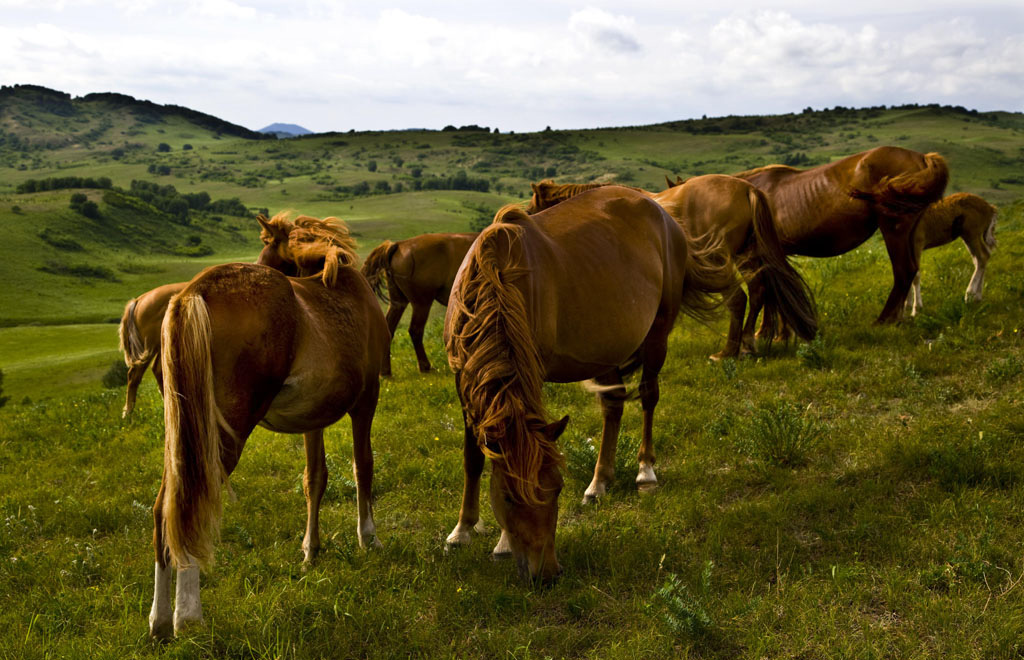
left=676, top=176, right=684, bottom=185
left=544, top=415, right=570, bottom=441
left=664, top=175, right=674, bottom=189
left=530, top=182, right=542, bottom=194
left=257, top=214, right=272, bottom=233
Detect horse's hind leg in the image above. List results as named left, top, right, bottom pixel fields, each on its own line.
left=350, top=379, right=381, bottom=549
left=710, top=287, right=747, bottom=361
left=878, top=221, right=919, bottom=323
left=963, top=235, right=991, bottom=302
left=382, top=300, right=408, bottom=377
left=636, top=329, right=670, bottom=492
left=123, top=358, right=150, bottom=419
left=905, top=272, right=923, bottom=316
left=408, top=302, right=433, bottom=373
left=447, top=378, right=486, bottom=546
left=301, top=429, right=327, bottom=563
left=583, top=372, right=627, bottom=504
left=149, top=474, right=203, bottom=639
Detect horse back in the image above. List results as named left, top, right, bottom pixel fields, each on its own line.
left=520, top=187, right=688, bottom=378
left=391, top=232, right=477, bottom=305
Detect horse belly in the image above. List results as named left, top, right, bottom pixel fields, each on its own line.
left=261, top=368, right=359, bottom=433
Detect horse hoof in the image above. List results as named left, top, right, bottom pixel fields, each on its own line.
left=149, top=619, right=173, bottom=641
left=445, top=524, right=475, bottom=548
left=172, top=613, right=203, bottom=636
left=636, top=464, right=657, bottom=489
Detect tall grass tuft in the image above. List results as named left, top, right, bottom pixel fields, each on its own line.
left=654, top=560, right=714, bottom=641
left=734, top=401, right=822, bottom=468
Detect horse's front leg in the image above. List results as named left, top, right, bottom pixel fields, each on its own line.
left=350, top=381, right=381, bottom=549
left=446, top=398, right=486, bottom=546
left=710, top=286, right=747, bottom=361
left=583, top=372, right=626, bottom=504
left=302, top=429, right=327, bottom=563
left=878, top=218, right=920, bottom=323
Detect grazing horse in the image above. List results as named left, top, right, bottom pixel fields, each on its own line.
left=529, top=176, right=817, bottom=359
left=444, top=186, right=735, bottom=581
left=119, top=281, right=186, bottom=418
left=734, top=146, right=949, bottom=324
left=905, top=192, right=998, bottom=316
left=148, top=215, right=388, bottom=640
left=118, top=213, right=358, bottom=419
left=361, top=232, right=478, bottom=376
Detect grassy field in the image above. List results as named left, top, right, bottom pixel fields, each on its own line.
left=2, top=96, right=1024, bottom=657
left=1, top=200, right=1022, bottom=659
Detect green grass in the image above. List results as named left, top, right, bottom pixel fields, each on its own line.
left=2, top=98, right=1024, bottom=657
left=1, top=200, right=1022, bottom=659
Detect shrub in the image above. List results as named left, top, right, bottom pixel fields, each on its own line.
left=367, top=160, right=377, bottom=172
left=101, top=361, right=128, bottom=389
left=157, top=142, right=171, bottom=152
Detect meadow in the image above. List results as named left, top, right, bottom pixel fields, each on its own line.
left=1, top=96, right=1024, bottom=658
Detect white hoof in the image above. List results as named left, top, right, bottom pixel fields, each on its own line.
left=582, top=480, right=607, bottom=504
left=636, top=463, right=657, bottom=488
left=491, top=530, right=512, bottom=558
left=445, top=522, right=476, bottom=547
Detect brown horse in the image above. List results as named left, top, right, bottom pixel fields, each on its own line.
left=361, top=232, right=478, bottom=375
left=118, top=213, right=358, bottom=419
left=734, top=146, right=949, bottom=324
left=148, top=214, right=388, bottom=640
left=905, top=192, right=998, bottom=316
left=530, top=176, right=817, bottom=358
left=444, top=186, right=735, bottom=581
left=119, top=281, right=186, bottom=418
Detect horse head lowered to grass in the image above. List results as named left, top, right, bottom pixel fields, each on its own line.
left=148, top=213, right=388, bottom=639
left=444, top=186, right=736, bottom=581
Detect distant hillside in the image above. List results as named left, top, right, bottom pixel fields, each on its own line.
left=0, top=84, right=270, bottom=149
left=258, top=122, right=313, bottom=138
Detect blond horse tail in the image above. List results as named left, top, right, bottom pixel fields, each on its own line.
left=361, top=240, right=396, bottom=301
left=118, top=298, right=149, bottom=368
left=445, top=207, right=558, bottom=506
left=160, top=293, right=225, bottom=570
left=985, top=209, right=998, bottom=250
left=748, top=188, right=817, bottom=342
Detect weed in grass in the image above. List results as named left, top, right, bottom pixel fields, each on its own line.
left=653, top=560, right=714, bottom=641
left=985, top=354, right=1022, bottom=384
left=734, top=401, right=822, bottom=469
left=796, top=334, right=834, bottom=370
left=562, top=431, right=640, bottom=492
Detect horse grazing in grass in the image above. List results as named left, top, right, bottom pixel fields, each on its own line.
left=361, top=232, right=478, bottom=376
left=148, top=214, right=387, bottom=640
left=905, top=192, right=998, bottom=316
left=119, top=282, right=187, bottom=418
left=530, top=176, right=817, bottom=359
left=118, top=213, right=358, bottom=419
left=734, top=146, right=949, bottom=325
left=444, top=186, right=735, bottom=581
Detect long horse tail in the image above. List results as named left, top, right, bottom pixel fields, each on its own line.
left=747, top=188, right=818, bottom=342
left=863, top=151, right=950, bottom=214
left=160, top=292, right=226, bottom=570
left=985, top=207, right=998, bottom=250
left=118, top=298, right=149, bottom=368
left=445, top=206, right=558, bottom=506
left=679, top=227, right=741, bottom=325
left=360, top=240, right=396, bottom=301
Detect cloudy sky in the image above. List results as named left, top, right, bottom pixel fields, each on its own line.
left=2, top=1, right=1023, bottom=133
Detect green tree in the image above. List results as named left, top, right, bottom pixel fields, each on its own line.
left=367, top=160, right=377, bottom=172
left=157, top=142, right=171, bottom=152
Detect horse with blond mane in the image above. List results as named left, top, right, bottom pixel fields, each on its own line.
left=148, top=213, right=387, bottom=639
left=905, top=192, right=997, bottom=316
left=734, top=146, right=949, bottom=326
left=117, top=213, right=359, bottom=419
left=529, top=176, right=817, bottom=358
left=444, top=186, right=736, bottom=581
left=361, top=232, right=478, bottom=376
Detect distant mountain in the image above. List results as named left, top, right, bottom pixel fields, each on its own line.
left=258, top=123, right=313, bottom=138
left=0, top=84, right=270, bottom=147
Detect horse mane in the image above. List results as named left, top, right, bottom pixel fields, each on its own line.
left=527, top=179, right=612, bottom=213
left=445, top=204, right=561, bottom=505
left=263, top=212, right=359, bottom=286
left=731, top=163, right=800, bottom=179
